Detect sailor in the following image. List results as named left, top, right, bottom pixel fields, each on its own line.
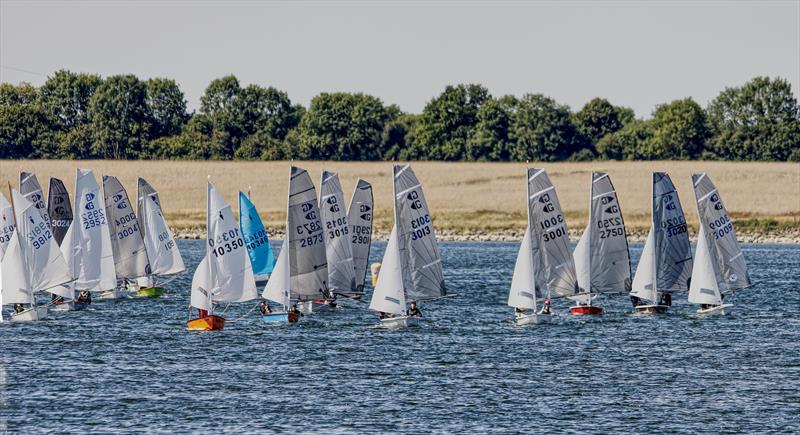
left=76, top=291, right=92, bottom=305
left=259, top=299, right=272, bottom=315
left=659, top=292, right=672, bottom=306
left=630, top=295, right=643, bottom=307
left=290, top=304, right=304, bottom=317
left=540, top=299, right=552, bottom=315
left=406, top=301, right=422, bottom=317
left=379, top=312, right=394, bottom=319
left=14, top=304, right=25, bottom=314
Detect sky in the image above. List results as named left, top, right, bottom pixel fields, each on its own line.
left=1, top=0, right=798, bottom=117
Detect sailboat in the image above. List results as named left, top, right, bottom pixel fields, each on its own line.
left=630, top=172, right=693, bottom=313
left=688, top=173, right=752, bottom=315
left=320, top=170, right=356, bottom=300
left=239, top=191, right=275, bottom=285
left=368, top=164, right=446, bottom=327
left=19, top=172, right=51, bottom=228
left=0, top=188, right=73, bottom=322
left=571, top=172, right=632, bottom=315
left=507, top=168, right=578, bottom=325
left=47, top=177, right=73, bottom=246
left=58, top=169, right=117, bottom=308
left=135, top=177, right=185, bottom=297
left=188, top=180, right=258, bottom=331
left=0, top=192, right=14, bottom=258
left=348, top=179, right=373, bottom=296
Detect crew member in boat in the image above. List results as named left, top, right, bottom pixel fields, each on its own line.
left=539, top=299, right=552, bottom=315
left=630, top=295, right=643, bottom=307
left=514, top=307, right=531, bottom=318
left=14, top=304, right=25, bottom=314
left=289, top=304, right=304, bottom=317
left=659, top=293, right=672, bottom=306
left=406, top=301, right=422, bottom=317
left=76, top=290, right=92, bottom=305
left=379, top=311, right=394, bottom=319
left=259, top=299, right=272, bottom=315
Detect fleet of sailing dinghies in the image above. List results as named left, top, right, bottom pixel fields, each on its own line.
left=630, top=172, right=693, bottom=313
left=688, top=173, right=752, bottom=315
left=47, top=177, right=73, bottom=246
left=369, top=164, right=446, bottom=327
left=320, top=171, right=357, bottom=298
left=348, top=179, right=373, bottom=295
left=188, top=181, right=258, bottom=331
left=239, top=192, right=275, bottom=284
left=571, top=172, right=631, bottom=315
left=0, top=166, right=758, bottom=327
left=508, top=168, right=578, bottom=324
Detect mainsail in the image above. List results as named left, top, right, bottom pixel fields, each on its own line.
left=687, top=225, right=722, bottom=306
left=0, top=192, right=14, bottom=258
left=287, top=166, right=328, bottom=300
left=190, top=182, right=257, bottom=311
left=262, top=239, right=290, bottom=308
left=394, top=164, right=445, bottom=301
left=19, top=172, right=50, bottom=228
left=137, top=178, right=184, bottom=281
left=630, top=227, right=657, bottom=303
left=507, top=228, right=538, bottom=310
left=574, top=172, right=631, bottom=294
left=527, top=168, right=578, bottom=298
left=368, top=226, right=406, bottom=315
left=348, top=179, right=373, bottom=292
left=47, top=177, right=73, bottom=246
left=320, top=171, right=356, bottom=296
left=652, top=172, right=692, bottom=292
left=103, top=176, right=150, bottom=280
left=692, top=173, right=751, bottom=292
left=239, top=192, right=275, bottom=281
left=69, top=169, right=116, bottom=292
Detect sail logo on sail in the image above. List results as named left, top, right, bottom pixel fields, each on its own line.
left=600, top=195, right=615, bottom=205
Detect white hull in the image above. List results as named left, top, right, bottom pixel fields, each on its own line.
left=515, top=312, right=553, bottom=325
left=633, top=304, right=669, bottom=314
left=697, top=303, right=734, bottom=316
left=297, top=301, right=314, bottom=314
left=96, top=288, right=130, bottom=301
left=379, top=315, right=419, bottom=328
left=11, top=305, right=49, bottom=322
left=50, top=301, right=75, bottom=312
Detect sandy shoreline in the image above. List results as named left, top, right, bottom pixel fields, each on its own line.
left=174, top=227, right=800, bottom=244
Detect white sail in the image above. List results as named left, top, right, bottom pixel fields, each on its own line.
left=320, top=171, right=356, bottom=295
left=141, top=194, right=185, bottom=276
left=394, top=164, right=446, bottom=300
left=1, top=230, right=32, bottom=305
left=103, top=175, right=151, bottom=279
left=287, top=166, right=328, bottom=300
left=368, top=226, right=406, bottom=315
left=630, top=226, right=657, bottom=303
left=692, top=173, right=751, bottom=292
left=348, top=179, right=373, bottom=292
left=262, top=239, right=290, bottom=308
left=191, top=182, right=257, bottom=310
left=72, top=169, right=116, bottom=291
left=573, top=226, right=591, bottom=295
left=507, top=227, right=538, bottom=310
left=688, top=225, right=722, bottom=306
left=19, top=172, right=51, bottom=229
left=527, top=168, right=578, bottom=298
left=54, top=221, right=77, bottom=300
left=0, top=192, right=14, bottom=258
left=653, top=172, right=693, bottom=292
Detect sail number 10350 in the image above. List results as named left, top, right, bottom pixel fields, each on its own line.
left=209, top=228, right=244, bottom=257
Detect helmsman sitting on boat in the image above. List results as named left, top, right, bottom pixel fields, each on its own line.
left=406, top=302, right=422, bottom=317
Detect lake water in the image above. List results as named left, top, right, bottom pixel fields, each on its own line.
left=1, top=240, right=799, bottom=433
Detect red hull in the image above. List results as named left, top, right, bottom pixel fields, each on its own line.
left=288, top=312, right=300, bottom=323
left=186, top=315, right=226, bottom=331
left=570, top=305, right=603, bottom=316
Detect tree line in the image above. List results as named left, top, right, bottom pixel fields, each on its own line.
left=1, top=71, right=798, bottom=161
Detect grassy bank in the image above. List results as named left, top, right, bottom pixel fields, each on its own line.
left=1, top=160, right=797, bottom=239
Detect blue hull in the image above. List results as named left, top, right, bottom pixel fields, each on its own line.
left=261, top=313, right=289, bottom=323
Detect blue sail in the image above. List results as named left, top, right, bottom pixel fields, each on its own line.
left=239, top=192, right=276, bottom=281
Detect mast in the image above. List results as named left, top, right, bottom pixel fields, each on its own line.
left=284, top=168, right=291, bottom=311
left=392, top=164, right=405, bottom=310
left=206, top=177, right=213, bottom=314
left=527, top=168, right=538, bottom=313
left=651, top=173, right=658, bottom=303
left=586, top=173, right=594, bottom=297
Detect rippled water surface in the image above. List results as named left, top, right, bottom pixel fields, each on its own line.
left=2, top=241, right=799, bottom=433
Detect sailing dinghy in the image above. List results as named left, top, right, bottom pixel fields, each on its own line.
left=47, top=177, right=73, bottom=246
left=0, top=188, right=73, bottom=322
left=571, top=172, right=631, bottom=315
left=508, top=168, right=578, bottom=325
left=19, top=172, right=51, bottom=229
left=320, top=171, right=356, bottom=300
left=102, top=176, right=150, bottom=300
left=348, top=179, right=373, bottom=296
left=368, top=164, right=446, bottom=328
left=135, top=177, right=185, bottom=297
left=239, top=192, right=275, bottom=285
left=188, top=181, right=258, bottom=331
left=0, top=192, right=14, bottom=259
left=630, top=172, right=693, bottom=314
left=688, top=173, right=752, bottom=315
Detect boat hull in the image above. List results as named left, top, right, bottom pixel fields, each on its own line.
left=133, top=287, right=165, bottom=298
left=11, top=305, right=49, bottom=322
left=515, top=312, right=553, bottom=325
left=186, top=315, right=225, bottom=331
left=697, top=303, right=734, bottom=316
left=261, top=312, right=300, bottom=323
left=634, top=304, right=669, bottom=314
left=96, top=288, right=130, bottom=301
left=51, top=301, right=87, bottom=311
left=570, top=305, right=603, bottom=316
left=379, top=315, right=419, bottom=328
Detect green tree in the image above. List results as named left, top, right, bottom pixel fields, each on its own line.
left=0, top=83, right=54, bottom=158
left=466, top=95, right=518, bottom=161
left=411, top=84, right=490, bottom=160
left=648, top=98, right=709, bottom=159
left=39, top=70, right=102, bottom=131
left=88, top=74, right=151, bottom=159
left=382, top=113, right=418, bottom=160
left=510, top=94, right=579, bottom=161
left=146, top=78, right=188, bottom=138
left=707, top=76, right=800, bottom=160
left=596, top=119, right=653, bottom=160
left=574, top=98, right=634, bottom=151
